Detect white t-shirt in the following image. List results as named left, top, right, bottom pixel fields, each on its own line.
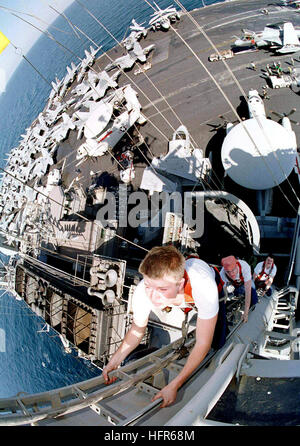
left=220, top=259, right=252, bottom=286
left=132, top=258, right=219, bottom=326
left=254, top=261, right=277, bottom=281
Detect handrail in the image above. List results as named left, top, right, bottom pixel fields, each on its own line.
left=119, top=398, right=163, bottom=426
left=165, top=343, right=248, bottom=426
left=1, top=286, right=296, bottom=426
left=119, top=344, right=218, bottom=426
left=286, top=206, right=300, bottom=286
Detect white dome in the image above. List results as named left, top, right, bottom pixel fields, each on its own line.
left=221, top=117, right=297, bottom=190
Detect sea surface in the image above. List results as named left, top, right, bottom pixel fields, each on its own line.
left=0, top=0, right=224, bottom=398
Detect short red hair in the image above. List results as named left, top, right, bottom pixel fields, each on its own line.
left=139, top=246, right=185, bottom=281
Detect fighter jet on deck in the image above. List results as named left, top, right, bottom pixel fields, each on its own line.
left=280, top=0, right=300, bottom=8
left=130, top=19, right=148, bottom=39
left=76, top=85, right=146, bottom=162
left=234, top=21, right=300, bottom=54
left=277, top=22, right=300, bottom=53
left=148, top=2, right=180, bottom=31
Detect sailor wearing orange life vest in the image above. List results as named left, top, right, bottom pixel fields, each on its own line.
left=220, top=255, right=258, bottom=324
left=102, top=245, right=224, bottom=408
left=253, top=255, right=277, bottom=296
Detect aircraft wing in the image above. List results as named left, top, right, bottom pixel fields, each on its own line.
left=262, top=26, right=282, bottom=45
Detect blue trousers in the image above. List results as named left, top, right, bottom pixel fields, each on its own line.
left=234, top=284, right=258, bottom=306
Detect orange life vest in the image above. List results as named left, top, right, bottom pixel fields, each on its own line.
left=255, top=260, right=274, bottom=289
left=256, top=260, right=274, bottom=281
left=163, top=263, right=224, bottom=314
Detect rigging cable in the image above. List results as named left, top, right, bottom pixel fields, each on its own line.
left=69, top=0, right=226, bottom=191
left=0, top=1, right=221, bottom=197
left=174, top=0, right=300, bottom=208
left=0, top=4, right=170, bottom=174
left=69, top=0, right=232, bottom=196
left=0, top=1, right=296, bottom=253
left=0, top=3, right=254, bottom=249
left=0, top=5, right=206, bottom=205
left=164, top=0, right=300, bottom=212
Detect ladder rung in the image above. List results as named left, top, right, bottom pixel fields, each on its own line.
left=265, top=330, right=297, bottom=341
left=118, top=398, right=162, bottom=426
left=90, top=402, right=126, bottom=425
left=73, top=386, right=87, bottom=400
left=273, top=323, right=290, bottom=329
left=17, top=398, right=31, bottom=417
left=136, top=382, right=159, bottom=398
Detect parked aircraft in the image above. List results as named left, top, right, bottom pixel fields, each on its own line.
left=130, top=19, right=148, bottom=39
left=76, top=85, right=146, bottom=162
left=280, top=0, right=300, bottom=7
left=234, top=21, right=300, bottom=53
left=148, top=2, right=180, bottom=31
left=277, top=22, right=300, bottom=53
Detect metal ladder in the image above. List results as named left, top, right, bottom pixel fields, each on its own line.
left=0, top=333, right=197, bottom=426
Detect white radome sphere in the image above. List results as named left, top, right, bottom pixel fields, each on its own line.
left=221, top=117, right=297, bottom=190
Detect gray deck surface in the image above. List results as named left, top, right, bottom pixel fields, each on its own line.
left=57, top=0, right=300, bottom=199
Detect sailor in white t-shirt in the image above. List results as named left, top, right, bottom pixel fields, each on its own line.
left=220, top=255, right=258, bottom=323
left=132, top=257, right=219, bottom=326
left=102, top=246, right=222, bottom=409
left=253, top=255, right=277, bottom=296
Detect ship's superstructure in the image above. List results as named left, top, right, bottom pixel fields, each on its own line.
left=14, top=255, right=128, bottom=363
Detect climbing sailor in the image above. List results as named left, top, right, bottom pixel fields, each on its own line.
left=253, top=254, right=277, bottom=296
left=102, top=245, right=225, bottom=408
left=220, top=255, right=258, bottom=323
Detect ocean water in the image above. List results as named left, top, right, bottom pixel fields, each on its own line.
left=0, top=0, right=223, bottom=398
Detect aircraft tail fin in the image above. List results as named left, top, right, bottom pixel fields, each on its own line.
left=283, top=22, right=299, bottom=45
